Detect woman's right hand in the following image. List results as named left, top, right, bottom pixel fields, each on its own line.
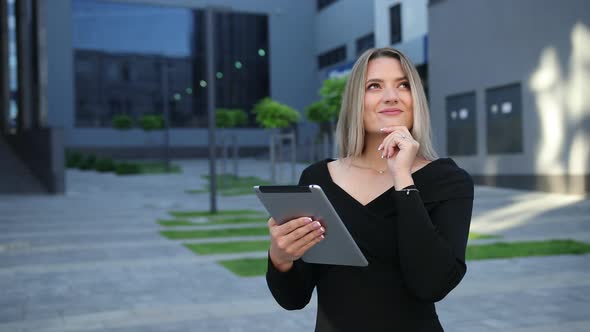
left=268, top=216, right=325, bottom=272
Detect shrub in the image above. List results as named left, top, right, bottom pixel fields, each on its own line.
left=139, top=115, right=164, bottom=131
left=115, top=162, right=141, bottom=175
left=66, top=151, right=84, bottom=168
left=94, top=157, right=116, bottom=172
left=112, top=114, right=133, bottom=130
left=78, top=154, right=97, bottom=170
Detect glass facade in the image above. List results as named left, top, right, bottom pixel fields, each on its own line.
left=8, top=0, right=17, bottom=127
left=72, top=0, right=269, bottom=128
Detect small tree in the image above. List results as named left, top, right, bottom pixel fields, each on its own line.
left=253, top=97, right=300, bottom=183
left=216, top=108, right=248, bottom=179
left=305, top=76, right=347, bottom=159
left=112, top=114, right=133, bottom=152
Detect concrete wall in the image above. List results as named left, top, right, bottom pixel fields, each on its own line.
left=43, top=0, right=317, bottom=151
left=429, top=0, right=590, bottom=194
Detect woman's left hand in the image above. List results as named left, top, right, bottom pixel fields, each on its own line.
left=378, top=126, right=419, bottom=175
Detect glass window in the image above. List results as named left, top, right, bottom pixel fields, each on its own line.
left=389, top=4, right=402, bottom=45
left=72, top=0, right=269, bottom=128
left=318, top=45, right=346, bottom=69
left=486, top=83, right=523, bottom=154
left=446, top=91, right=477, bottom=156
left=356, top=33, right=374, bottom=56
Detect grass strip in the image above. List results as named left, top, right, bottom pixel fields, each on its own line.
left=169, top=209, right=265, bottom=218
left=468, top=232, right=501, bottom=240
left=186, top=174, right=272, bottom=196
left=158, top=217, right=267, bottom=227
left=216, top=239, right=590, bottom=277
left=138, top=162, right=182, bottom=174
left=219, top=258, right=268, bottom=277
left=466, top=239, right=590, bottom=260
left=185, top=241, right=269, bottom=255
left=160, top=227, right=268, bottom=240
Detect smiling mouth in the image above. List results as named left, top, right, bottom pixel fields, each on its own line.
left=379, top=109, right=402, bottom=115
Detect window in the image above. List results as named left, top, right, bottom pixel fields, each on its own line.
left=486, top=83, right=523, bottom=154
left=356, top=33, right=374, bottom=56
left=446, top=92, right=477, bottom=156
left=317, top=0, right=338, bottom=11
left=318, top=45, right=346, bottom=69
left=72, top=0, right=269, bottom=128
left=389, top=4, right=402, bottom=45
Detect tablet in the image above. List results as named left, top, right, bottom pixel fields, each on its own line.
left=253, top=185, right=368, bottom=267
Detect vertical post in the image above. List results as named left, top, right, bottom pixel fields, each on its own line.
left=232, top=133, right=238, bottom=177
left=220, top=132, right=226, bottom=187
left=291, top=132, right=296, bottom=184
left=0, top=0, right=10, bottom=134
left=270, top=131, right=275, bottom=183
left=160, top=59, right=171, bottom=171
left=15, top=0, right=32, bottom=131
left=205, top=8, right=217, bottom=213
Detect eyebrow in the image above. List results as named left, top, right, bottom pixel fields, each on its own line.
left=366, top=76, right=408, bottom=84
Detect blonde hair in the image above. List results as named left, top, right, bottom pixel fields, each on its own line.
left=336, top=47, right=438, bottom=161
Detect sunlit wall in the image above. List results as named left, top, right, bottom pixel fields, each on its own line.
left=428, top=0, right=590, bottom=194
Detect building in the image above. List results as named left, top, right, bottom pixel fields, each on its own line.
left=1, top=0, right=587, bottom=194
left=428, top=0, right=590, bottom=195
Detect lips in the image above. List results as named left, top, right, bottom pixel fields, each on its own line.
left=378, top=108, right=403, bottom=115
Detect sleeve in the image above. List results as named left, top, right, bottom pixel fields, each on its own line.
left=393, top=172, right=474, bottom=302
left=265, top=167, right=318, bottom=310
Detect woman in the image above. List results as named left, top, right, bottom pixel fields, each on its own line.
left=266, top=47, right=474, bottom=331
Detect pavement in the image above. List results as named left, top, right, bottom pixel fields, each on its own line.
left=0, top=158, right=589, bottom=332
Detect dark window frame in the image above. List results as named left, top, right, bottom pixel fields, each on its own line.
left=356, top=32, right=375, bottom=56
left=389, top=4, right=402, bottom=45
left=317, top=45, right=346, bottom=69
left=317, top=0, right=338, bottom=11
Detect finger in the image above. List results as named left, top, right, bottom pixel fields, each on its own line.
left=268, top=217, right=277, bottom=228
left=283, top=220, right=323, bottom=244
left=292, top=224, right=325, bottom=252
left=295, top=233, right=325, bottom=257
left=273, top=216, right=313, bottom=236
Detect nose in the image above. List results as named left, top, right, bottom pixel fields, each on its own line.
left=382, top=86, right=399, bottom=104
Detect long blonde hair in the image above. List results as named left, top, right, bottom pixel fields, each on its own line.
left=336, top=47, right=438, bottom=160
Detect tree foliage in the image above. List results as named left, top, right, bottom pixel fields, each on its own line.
left=111, top=114, right=133, bottom=130
left=305, top=76, right=348, bottom=124
left=216, top=108, right=248, bottom=128
left=253, top=97, right=300, bottom=129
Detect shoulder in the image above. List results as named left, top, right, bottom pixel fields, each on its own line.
left=299, top=159, right=332, bottom=185
left=416, top=158, right=474, bottom=201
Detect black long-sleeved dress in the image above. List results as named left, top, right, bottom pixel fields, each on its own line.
left=266, top=158, right=474, bottom=331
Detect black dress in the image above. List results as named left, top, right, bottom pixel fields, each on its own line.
left=266, top=158, right=474, bottom=331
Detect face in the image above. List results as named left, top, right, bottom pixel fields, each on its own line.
left=363, top=56, right=414, bottom=134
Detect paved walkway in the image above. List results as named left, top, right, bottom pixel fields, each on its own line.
left=0, top=159, right=589, bottom=331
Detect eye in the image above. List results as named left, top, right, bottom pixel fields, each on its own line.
left=366, top=83, right=380, bottom=90
left=398, top=81, right=411, bottom=90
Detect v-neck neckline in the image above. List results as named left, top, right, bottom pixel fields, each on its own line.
left=322, top=158, right=442, bottom=208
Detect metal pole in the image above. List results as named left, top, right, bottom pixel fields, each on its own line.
left=206, top=8, right=217, bottom=213
left=160, top=59, right=170, bottom=171
left=291, top=132, right=296, bottom=183
left=232, top=133, right=238, bottom=177
left=0, top=0, right=10, bottom=134
left=270, top=131, right=275, bottom=183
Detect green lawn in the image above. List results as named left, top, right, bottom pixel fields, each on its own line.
left=468, top=232, right=501, bottom=240
left=185, top=241, right=269, bottom=255
left=466, top=239, right=590, bottom=260
left=219, top=258, right=269, bottom=277
left=158, top=216, right=267, bottom=227
left=168, top=209, right=265, bottom=218
left=160, top=227, right=269, bottom=240
left=185, top=174, right=272, bottom=196
left=214, top=239, right=590, bottom=277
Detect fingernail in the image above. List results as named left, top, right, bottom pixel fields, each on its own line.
left=377, top=144, right=383, bottom=151
left=381, top=154, right=384, bottom=159
left=320, top=235, right=325, bottom=239
left=314, top=221, right=321, bottom=228
left=306, top=217, right=313, bottom=223
left=379, top=128, right=384, bottom=131
left=320, top=227, right=325, bottom=232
